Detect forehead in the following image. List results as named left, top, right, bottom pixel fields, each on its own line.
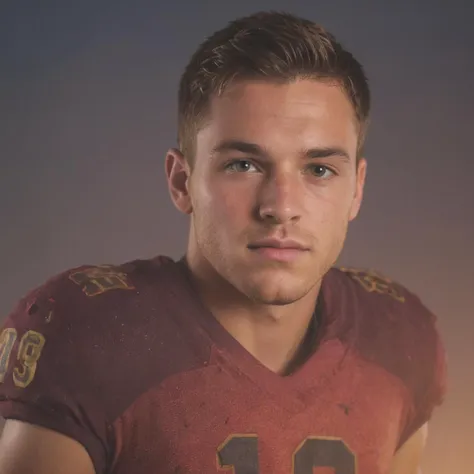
left=196, top=79, right=359, bottom=156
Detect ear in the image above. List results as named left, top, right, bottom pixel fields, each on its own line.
left=349, top=157, right=367, bottom=221
left=165, top=148, right=193, bottom=215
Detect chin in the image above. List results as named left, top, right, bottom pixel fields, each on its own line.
left=237, top=268, right=315, bottom=306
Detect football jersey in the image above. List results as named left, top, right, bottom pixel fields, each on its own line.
left=0, top=256, right=446, bottom=474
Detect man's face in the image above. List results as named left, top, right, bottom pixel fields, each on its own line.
left=168, top=79, right=366, bottom=305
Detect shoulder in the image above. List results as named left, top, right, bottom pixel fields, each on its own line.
left=39, top=254, right=175, bottom=302
left=6, top=255, right=176, bottom=327
left=327, top=266, right=437, bottom=327
left=327, top=266, right=444, bottom=360
left=323, top=266, right=438, bottom=354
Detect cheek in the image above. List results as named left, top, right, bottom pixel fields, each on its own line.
left=306, top=183, right=354, bottom=221
left=304, top=186, right=354, bottom=248
left=194, top=180, right=252, bottom=232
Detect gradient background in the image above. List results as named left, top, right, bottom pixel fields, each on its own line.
left=1, top=1, right=472, bottom=473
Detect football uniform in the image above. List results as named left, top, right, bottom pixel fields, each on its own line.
left=0, top=256, right=446, bottom=474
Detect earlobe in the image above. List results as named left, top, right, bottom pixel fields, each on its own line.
left=165, top=148, right=193, bottom=215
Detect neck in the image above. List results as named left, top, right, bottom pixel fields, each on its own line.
left=183, top=252, right=321, bottom=374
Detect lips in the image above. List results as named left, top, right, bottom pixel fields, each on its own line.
left=247, top=238, right=309, bottom=251
left=247, top=238, right=309, bottom=262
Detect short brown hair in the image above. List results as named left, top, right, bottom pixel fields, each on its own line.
left=178, top=11, right=371, bottom=161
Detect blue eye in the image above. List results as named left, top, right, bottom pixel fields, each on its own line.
left=225, top=160, right=258, bottom=173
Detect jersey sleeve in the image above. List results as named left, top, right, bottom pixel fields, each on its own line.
left=0, top=269, right=114, bottom=474
left=396, top=292, right=447, bottom=448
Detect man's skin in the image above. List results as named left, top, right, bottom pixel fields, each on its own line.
left=0, top=79, right=430, bottom=473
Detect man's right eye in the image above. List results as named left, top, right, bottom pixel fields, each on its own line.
left=224, top=160, right=259, bottom=173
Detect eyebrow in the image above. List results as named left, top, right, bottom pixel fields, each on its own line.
left=210, top=140, right=351, bottom=161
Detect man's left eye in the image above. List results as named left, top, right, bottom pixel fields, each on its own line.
left=307, top=165, right=334, bottom=178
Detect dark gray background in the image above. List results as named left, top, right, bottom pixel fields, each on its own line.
left=1, top=1, right=472, bottom=472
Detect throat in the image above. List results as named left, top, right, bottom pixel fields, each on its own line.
left=224, top=301, right=322, bottom=376
left=256, top=311, right=320, bottom=375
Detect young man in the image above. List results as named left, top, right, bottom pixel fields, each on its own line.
left=0, top=11, right=445, bottom=474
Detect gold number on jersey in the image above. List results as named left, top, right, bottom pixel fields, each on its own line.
left=0, top=328, right=17, bottom=383
left=13, top=330, right=46, bottom=388
left=0, top=328, right=46, bottom=388
left=217, top=434, right=356, bottom=473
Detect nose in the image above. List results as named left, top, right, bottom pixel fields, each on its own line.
left=257, top=172, right=302, bottom=224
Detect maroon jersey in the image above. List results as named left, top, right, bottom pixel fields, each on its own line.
left=0, top=256, right=446, bottom=474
